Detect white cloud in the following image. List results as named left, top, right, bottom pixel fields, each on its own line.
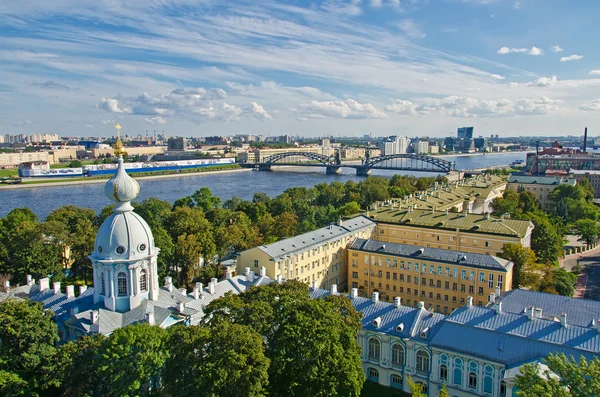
left=11, top=120, right=33, bottom=127
left=551, top=45, right=563, bottom=53
left=369, top=0, right=383, bottom=6
left=490, top=74, right=505, bottom=80
left=144, top=116, right=166, bottom=124
left=384, top=99, right=418, bottom=116
left=589, top=70, right=600, bottom=76
left=579, top=99, right=600, bottom=112
left=396, top=19, right=426, bottom=38
left=321, top=0, right=363, bottom=16
left=414, top=96, right=565, bottom=117
left=101, top=119, right=115, bottom=125
left=297, top=99, right=387, bottom=119
left=513, top=1, right=520, bottom=9
left=248, top=102, right=273, bottom=120
left=560, top=54, right=584, bottom=62
left=497, top=46, right=543, bottom=56
left=85, top=124, right=94, bottom=129
left=96, top=98, right=132, bottom=114
left=527, top=76, right=558, bottom=87
left=27, top=79, right=74, bottom=90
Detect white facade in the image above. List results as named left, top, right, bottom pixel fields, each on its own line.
left=417, top=141, right=429, bottom=154
left=379, top=136, right=411, bottom=155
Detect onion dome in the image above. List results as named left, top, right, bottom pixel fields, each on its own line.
left=103, top=157, right=140, bottom=212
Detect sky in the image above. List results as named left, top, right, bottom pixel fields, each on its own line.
left=0, top=0, right=599, bottom=138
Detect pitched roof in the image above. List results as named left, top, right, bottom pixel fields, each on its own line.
left=368, top=208, right=533, bottom=238
left=255, top=215, right=375, bottom=260
left=507, top=175, right=576, bottom=186
left=349, top=238, right=512, bottom=271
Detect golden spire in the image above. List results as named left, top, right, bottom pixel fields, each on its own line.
left=114, top=123, right=126, bottom=157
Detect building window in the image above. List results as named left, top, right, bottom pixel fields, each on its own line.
left=391, top=374, right=403, bottom=388
left=489, top=273, right=494, bottom=288
left=140, top=269, right=148, bottom=292
left=478, top=287, right=484, bottom=295
left=485, top=241, right=491, bottom=247
left=253, top=259, right=259, bottom=268
left=368, top=368, right=379, bottom=381
left=391, top=343, right=405, bottom=366
left=479, top=272, right=485, bottom=282
left=386, top=272, right=390, bottom=279
left=117, top=272, right=127, bottom=296
left=416, top=349, right=430, bottom=373
left=440, top=364, right=448, bottom=381
left=452, top=283, right=457, bottom=291
left=498, top=274, right=504, bottom=290
left=500, top=381, right=507, bottom=397
left=352, top=272, right=358, bottom=279
left=445, top=281, right=449, bottom=290
left=468, top=372, right=478, bottom=389
left=368, top=338, right=381, bottom=360
left=100, top=272, right=105, bottom=295
left=469, top=285, right=474, bottom=294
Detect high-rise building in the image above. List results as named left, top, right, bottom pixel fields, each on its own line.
left=457, top=127, right=474, bottom=140
left=379, top=136, right=411, bottom=155
left=417, top=140, right=429, bottom=154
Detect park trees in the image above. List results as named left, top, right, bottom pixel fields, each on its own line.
left=515, top=354, right=600, bottom=397
left=574, top=218, right=600, bottom=248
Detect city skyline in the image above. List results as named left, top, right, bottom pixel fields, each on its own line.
left=1, top=0, right=599, bottom=137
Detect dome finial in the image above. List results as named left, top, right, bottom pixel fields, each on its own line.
left=104, top=124, right=140, bottom=212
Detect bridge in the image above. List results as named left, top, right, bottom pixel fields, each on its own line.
left=240, top=151, right=455, bottom=176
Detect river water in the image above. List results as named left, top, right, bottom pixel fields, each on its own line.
left=0, top=152, right=527, bottom=219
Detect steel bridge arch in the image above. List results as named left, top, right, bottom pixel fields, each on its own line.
left=364, top=154, right=454, bottom=172
left=263, top=152, right=336, bottom=166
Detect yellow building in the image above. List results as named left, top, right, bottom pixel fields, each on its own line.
left=236, top=216, right=375, bottom=290
left=507, top=174, right=576, bottom=210
left=348, top=239, right=513, bottom=313
left=368, top=208, right=534, bottom=256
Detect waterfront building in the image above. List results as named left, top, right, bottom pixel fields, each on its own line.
left=236, top=216, right=375, bottom=290
left=379, top=136, right=411, bottom=155
left=167, top=137, right=187, bottom=151
left=347, top=238, right=513, bottom=312
left=0, top=151, right=50, bottom=168
left=569, top=170, right=600, bottom=197
left=506, top=175, right=576, bottom=210
left=457, top=127, right=474, bottom=140
left=340, top=147, right=366, bottom=159
left=417, top=140, right=429, bottom=155
left=368, top=208, right=534, bottom=256
left=380, top=174, right=507, bottom=214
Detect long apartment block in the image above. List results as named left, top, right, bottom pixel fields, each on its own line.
left=348, top=238, right=513, bottom=313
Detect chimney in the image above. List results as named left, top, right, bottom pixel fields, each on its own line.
left=259, top=266, right=266, bottom=277
left=244, top=267, right=251, bottom=277
left=417, top=301, right=425, bottom=309
left=178, top=301, right=185, bottom=313
left=312, top=280, right=318, bottom=290
left=145, top=311, right=155, bottom=325
left=594, top=319, right=600, bottom=331
left=79, top=285, right=87, bottom=295
left=350, top=288, right=358, bottom=298
left=178, top=288, right=187, bottom=296
left=489, top=292, right=496, bottom=304
left=535, top=308, right=543, bottom=319
left=196, top=282, right=203, bottom=296
left=527, top=306, right=535, bottom=320
left=192, top=287, right=199, bottom=300
left=26, top=275, right=34, bottom=286
left=164, top=277, right=173, bottom=292
left=276, top=274, right=283, bottom=284
left=494, top=302, right=502, bottom=314
left=583, top=127, right=588, bottom=153
left=53, top=281, right=61, bottom=294
left=394, top=296, right=402, bottom=308
left=372, top=292, right=379, bottom=303
left=38, top=277, right=50, bottom=292
left=330, top=284, right=338, bottom=295
left=337, top=218, right=343, bottom=226
left=209, top=278, right=217, bottom=294
left=467, top=296, right=473, bottom=308
left=90, top=310, right=99, bottom=324
left=66, top=285, right=75, bottom=299
left=247, top=271, right=255, bottom=283
left=495, top=286, right=501, bottom=297
left=560, top=312, right=568, bottom=327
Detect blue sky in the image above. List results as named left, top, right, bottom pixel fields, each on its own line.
left=0, top=0, right=599, bottom=138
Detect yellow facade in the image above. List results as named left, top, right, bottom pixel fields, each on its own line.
left=236, top=217, right=375, bottom=290
left=348, top=243, right=513, bottom=313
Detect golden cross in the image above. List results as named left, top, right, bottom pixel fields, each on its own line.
left=114, top=123, right=125, bottom=156
left=115, top=123, right=122, bottom=139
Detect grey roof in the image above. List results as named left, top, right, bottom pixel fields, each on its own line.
left=507, top=175, right=576, bottom=186
left=256, top=215, right=375, bottom=260
left=496, top=289, right=600, bottom=328
left=350, top=238, right=512, bottom=271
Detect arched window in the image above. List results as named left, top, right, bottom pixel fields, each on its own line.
left=368, top=338, right=381, bottom=360
left=390, top=374, right=403, bottom=388
left=391, top=343, right=405, bottom=366
left=100, top=272, right=105, bottom=295
left=368, top=367, right=379, bottom=381
left=117, top=272, right=127, bottom=296
left=468, top=372, right=477, bottom=389
left=440, top=364, right=448, bottom=381
left=416, top=349, right=430, bottom=373
left=140, top=269, right=148, bottom=292
left=500, top=381, right=507, bottom=397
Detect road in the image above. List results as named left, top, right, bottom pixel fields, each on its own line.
left=561, top=247, right=600, bottom=300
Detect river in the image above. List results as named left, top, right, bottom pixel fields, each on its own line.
left=0, top=152, right=527, bottom=219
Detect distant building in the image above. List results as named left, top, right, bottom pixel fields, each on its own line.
left=417, top=141, right=429, bottom=155
left=507, top=175, right=576, bottom=210
left=237, top=216, right=376, bottom=291
left=473, top=137, right=487, bottom=151
left=0, top=152, right=50, bottom=168
left=167, top=137, right=187, bottom=151
left=444, top=137, right=456, bottom=152
left=428, top=145, right=439, bottom=155
left=320, top=138, right=331, bottom=147
left=204, top=136, right=229, bottom=146
left=347, top=238, right=513, bottom=312
left=457, top=127, right=474, bottom=140
left=379, top=136, right=411, bottom=155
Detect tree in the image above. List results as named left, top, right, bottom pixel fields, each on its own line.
left=438, top=383, right=450, bottom=397
left=574, top=219, right=600, bottom=247
left=0, top=300, right=60, bottom=396
left=359, top=177, right=390, bottom=208
left=491, top=190, right=522, bottom=218
left=338, top=201, right=361, bottom=217
left=498, top=243, right=538, bottom=289
left=525, top=212, right=564, bottom=265
left=191, top=187, right=222, bottom=212
left=57, top=335, right=108, bottom=397
left=515, top=354, right=600, bottom=397
left=272, top=212, right=298, bottom=239
left=203, top=281, right=365, bottom=397
left=68, top=160, right=82, bottom=168
left=408, top=377, right=426, bottom=397
left=163, top=322, right=270, bottom=397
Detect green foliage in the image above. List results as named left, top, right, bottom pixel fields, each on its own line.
left=515, top=353, right=600, bottom=397
left=0, top=300, right=60, bottom=396
left=498, top=243, right=538, bottom=289
left=407, top=377, right=425, bottom=397
left=574, top=219, right=600, bottom=247
left=68, top=160, right=82, bottom=168
left=438, top=383, right=450, bottom=397
left=540, top=268, right=577, bottom=297
left=524, top=212, right=564, bottom=265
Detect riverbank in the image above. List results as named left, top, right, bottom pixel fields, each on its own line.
left=0, top=167, right=251, bottom=190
